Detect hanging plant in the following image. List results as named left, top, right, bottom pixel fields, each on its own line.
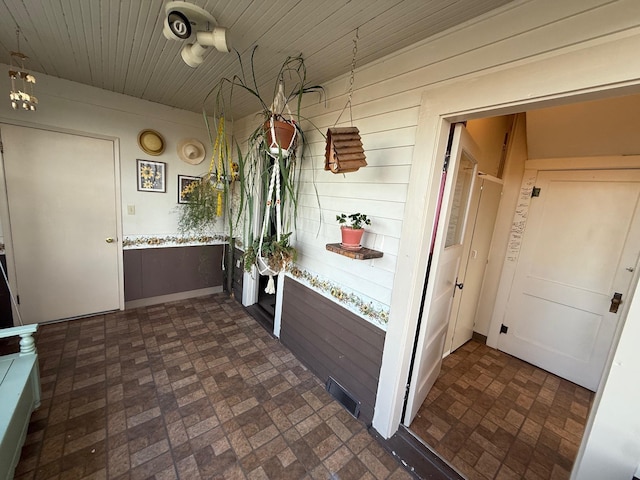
left=176, top=47, right=324, bottom=297
left=243, top=232, right=297, bottom=292
left=198, top=47, right=324, bottom=284
left=177, top=117, right=230, bottom=234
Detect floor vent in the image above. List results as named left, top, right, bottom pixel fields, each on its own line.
left=326, top=376, right=360, bottom=418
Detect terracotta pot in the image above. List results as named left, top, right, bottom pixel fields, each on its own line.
left=340, top=226, right=365, bottom=249
left=264, top=118, right=297, bottom=157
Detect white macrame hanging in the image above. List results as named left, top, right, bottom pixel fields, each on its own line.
left=266, top=82, right=297, bottom=158
left=255, top=81, right=298, bottom=293
left=256, top=154, right=282, bottom=294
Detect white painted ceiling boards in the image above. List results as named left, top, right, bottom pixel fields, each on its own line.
left=0, top=0, right=513, bottom=117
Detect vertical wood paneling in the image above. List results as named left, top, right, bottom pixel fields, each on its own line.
left=280, top=277, right=385, bottom=425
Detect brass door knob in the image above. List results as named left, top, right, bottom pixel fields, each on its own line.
left=105, top=237, right=115, bottom=243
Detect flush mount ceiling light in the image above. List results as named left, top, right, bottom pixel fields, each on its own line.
left=162, top=1, right=230, bottom=68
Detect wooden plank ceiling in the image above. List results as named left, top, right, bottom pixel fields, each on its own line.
left=0, top=0, right=513, bottom=117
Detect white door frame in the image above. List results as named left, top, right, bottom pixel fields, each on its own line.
left=0, top=120, right=124, bottom=320
left=372, top=31, right=640, bottom=475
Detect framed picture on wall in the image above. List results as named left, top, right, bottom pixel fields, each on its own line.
left=137, top=159, right=166, bottom=192
left=178, top=175, right=200, bottom=204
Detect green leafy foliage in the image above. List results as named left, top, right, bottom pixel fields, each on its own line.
left=178, top=174, right=224, bottom=234
left=336, top=213, right=371, bottom=229
left=243, top=232, right=297, bottom=273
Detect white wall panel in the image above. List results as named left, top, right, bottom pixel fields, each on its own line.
left=230, top=2, right=640, bottom=335
left=0, top=67, right=216, bottom=238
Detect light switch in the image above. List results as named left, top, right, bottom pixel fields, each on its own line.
left=127, top=205, right=136, bottom=215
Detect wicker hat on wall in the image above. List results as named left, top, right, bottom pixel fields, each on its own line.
left=177, top=138, right=206, bottom=165
left=137, top=129, right=166, bottom=156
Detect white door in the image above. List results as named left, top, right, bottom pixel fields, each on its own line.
left=498, top=169, right=640, bottom=391
left=445, top=176, right=503, bottom=354
left=1, top=125, right=121, bottom=324
left=404, top=124, right=479, bottom=424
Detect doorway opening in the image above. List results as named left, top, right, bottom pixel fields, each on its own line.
left=244, top=273, right=276, bottom=333
left=403, top=93, right=640, bottom=478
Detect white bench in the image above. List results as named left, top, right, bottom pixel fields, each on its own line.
left=0, top=325, right=41, bottom=480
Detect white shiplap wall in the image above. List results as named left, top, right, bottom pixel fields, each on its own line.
left=233, top=76, right=418, bottom=321
left=234, top=0, right=640, bottom=328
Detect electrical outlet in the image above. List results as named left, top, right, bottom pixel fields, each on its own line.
left=127, top=205, right=136, bottom=215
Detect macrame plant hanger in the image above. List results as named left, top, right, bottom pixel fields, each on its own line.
left=256, top=82, right=290, bottom=294
left=325, top=28, right=367, bottom=174
left=266, top=82, right=297, bottom=158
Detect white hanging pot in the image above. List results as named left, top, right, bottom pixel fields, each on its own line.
left=256, top=255, right=280, bottom=277
left=256, top=255, right=280, bottom=295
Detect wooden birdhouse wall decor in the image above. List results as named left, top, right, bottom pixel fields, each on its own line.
left=324, top=127, right=367, bottom=173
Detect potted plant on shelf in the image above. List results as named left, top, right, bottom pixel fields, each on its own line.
left=336, top=213, right=371, bottom=250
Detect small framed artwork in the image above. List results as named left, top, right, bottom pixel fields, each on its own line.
left=137, top=159, right=166, bottom=192
left=178, top=175, right=200, bottom=204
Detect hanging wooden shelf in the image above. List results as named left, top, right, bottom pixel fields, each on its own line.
left=326, top=243, right=383, bottom=260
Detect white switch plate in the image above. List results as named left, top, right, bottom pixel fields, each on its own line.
left=127, top=205, right=135, bottom=215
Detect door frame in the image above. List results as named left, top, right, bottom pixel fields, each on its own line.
left=371, top=31, right=640, bottom=476
left=0, top=121, right=124, bottom=323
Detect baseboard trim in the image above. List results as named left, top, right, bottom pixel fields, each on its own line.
left=472, top=331, right=488, bottom=344
left=125, top=286, right=223, bottom=309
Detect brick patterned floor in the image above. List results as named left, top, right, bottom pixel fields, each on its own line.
left=11, top=294, right=413, bottom=480
left=409, top=340, right=594, bottom=480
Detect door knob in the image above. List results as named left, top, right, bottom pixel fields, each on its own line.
left=105, top=237, right=115, bottom=243
left=610, top=292, right=622, bottom=313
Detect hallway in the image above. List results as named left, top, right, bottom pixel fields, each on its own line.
left=409, top=340, right=594, bottom=479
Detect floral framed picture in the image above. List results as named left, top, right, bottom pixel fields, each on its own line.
left=178, top=175, right=200, bottom=204
left=137, top=159, right=166, bottom=192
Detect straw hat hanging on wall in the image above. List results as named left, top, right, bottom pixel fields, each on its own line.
left=137, top=129, right=166, bottom=156
left=177, top=138, right=206, bottom=165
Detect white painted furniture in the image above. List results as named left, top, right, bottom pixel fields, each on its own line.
left=0, top=325, right=40, bottom=480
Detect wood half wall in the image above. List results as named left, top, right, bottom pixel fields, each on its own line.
left=280, top=278, right=385, bottom=425
left=124, top=245, right=223, bottom=301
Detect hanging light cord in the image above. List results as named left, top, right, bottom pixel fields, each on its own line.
left=334, top=27, right=359, bottom=127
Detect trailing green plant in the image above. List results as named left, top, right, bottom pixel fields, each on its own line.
left=242, top=232, right=297, bottom=273
left=336, top=213, right=371, bottom=229
left=177, top=176, right=224, bottom=234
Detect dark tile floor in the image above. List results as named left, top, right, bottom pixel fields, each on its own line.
left=409, top=340, right=594, bottom=480
left=11, top=293, right=413, bottom=480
